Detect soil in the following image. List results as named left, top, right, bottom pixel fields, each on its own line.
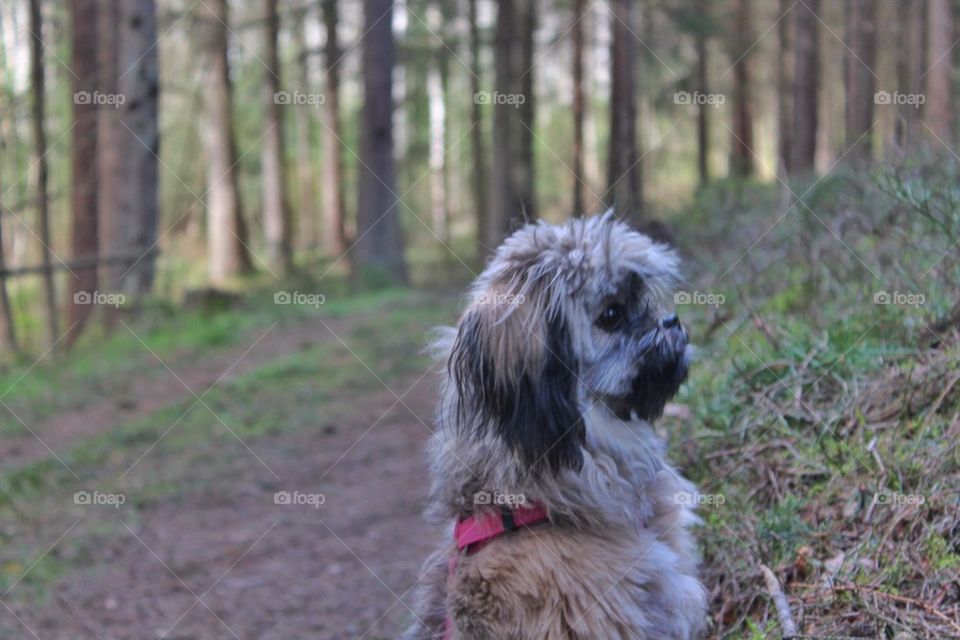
left=1, top=316, right=441, bottom=640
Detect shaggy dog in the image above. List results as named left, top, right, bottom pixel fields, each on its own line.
left=404, top=213, right=707, bottom=639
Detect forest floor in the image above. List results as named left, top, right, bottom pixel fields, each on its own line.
left=0, top=285, right=462, bottom=639
left=2, top=169, right=959, bottom=639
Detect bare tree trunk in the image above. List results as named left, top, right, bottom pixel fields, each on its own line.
left=695, top=0, right=710, bottom=186
left=321, top=0, right=347, bottom=255
left=427, top=2, right=450, bottom=245
left=606, top=0, right=643, bottom=223
left=894, top=0, right=923, bottom=153
left=262, top=0, right=291, bottom=274
left=927, top=0, right=953, bottom=142
left=790, top=0, right=819, bottom=174
left=467, top=0, right=488, bottom=254
left=67, top=0, right=99, bottom=343
left=730, top=0, right=754, bottom=177
left=843, top=0, right=877, bottom=166
left=292, top=12, right=317, bottom=250
left=99, top=0, right=159, bottom=297
left=29, top=0, right=57, bottom=345
left=196, top=0, right=252, bottom=285
left=0, top=220, right=16, bottom=353
left=518, top=0, right=536, bottom=221
left=489, top=0, right=536, bottom=245
left=572, top=0, right=585, bottom=215
left=355, top=0, right=407, bottom=284
left=97, top=0, right=120, bottom=301
left=777, top=0, right=792, bottom=176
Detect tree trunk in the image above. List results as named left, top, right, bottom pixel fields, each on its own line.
left=292, top=12, right=317, bottom=250
left=606, top=0, right=643, bottom=223
left=427, top=2, right=450, bottom=245
left=196, top=0, right=252, bottom=285
left=572, top=0, right=586, bottom=215
left=489, top=0, right=536, bottom=245
left=927, top=0, right=953, bottom=142
left=355, top=0, right=407, bottom=284
left=0, top=220, right=16, bottom=354
left=97, top=0, right=121, bottom=301
left=894, top=0, right=923, bottom=153
left=262, top=0, right=291, bottom=274
left=790, top=0, right=819, bottom=174
left=101, top=0, right=160, bottom=297
left=730, top=0, right=754, bottom=177
left=776, top=0, right=792, bottom=176
left=467, top=0, right=489, bottom=254
left=29, top=0, right=57, bottom=346
left=518, top=0, right=536, bottom=221
left=695, top=1, right=710, bottom=187
left=321, top=0, right=347, bottom=255
left=67, top=0, right=99, bottom=343
left=843, top=0, right=877, bottom=166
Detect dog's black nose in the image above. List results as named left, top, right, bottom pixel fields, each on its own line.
left=661, top=314, right=679, bottom=329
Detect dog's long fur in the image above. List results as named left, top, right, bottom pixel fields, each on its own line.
left=404, top=214, right=707, bottom=639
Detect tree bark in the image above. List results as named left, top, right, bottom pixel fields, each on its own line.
left=695, top=0, right=710, bottom=187
left=467, top=0, right=489, bottom=254
left=67, top=0, right=99, bottom=343
left=730, top=0, right=754, bottom=177
left=893, top=0, right=923, bottom=153
left=262, top=0, right=292, bottom=274
left=926, top=0, right=953, bottom=142
left=427, top=2, right=450, bottom=245
left=843, top=0, right=877, bottom=166
left=490, top=0, right=536, bottom=245
left=606, top=0, right=643, bottom=223
left=355, top=0, right=407, bottom=284
left=97, top=0, right=121, bottom=299
left=321, top=0, right=347, bottom=255
left=776, top=0, right=792, bottom=176
left=790, top=0, right=819, bottom=174
left=292, top=12, right=317, bottom=250
left=100, top=0, right=160, bottom=297
left=29, top=0, right=57, bottom=345
left=572, top=0, right=586, bottom=214
left=0, top=220, right=16, bottom=354
left=196, top=0, right=252, bottom=285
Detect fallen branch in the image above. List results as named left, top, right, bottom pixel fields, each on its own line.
left=760, top=564, right=798, bottom=638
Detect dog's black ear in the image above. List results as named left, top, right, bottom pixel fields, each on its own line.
left=449, top=305, right=584, bottom=475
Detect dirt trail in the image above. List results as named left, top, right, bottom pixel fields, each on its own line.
left=5, top=364, right=439, bottom=639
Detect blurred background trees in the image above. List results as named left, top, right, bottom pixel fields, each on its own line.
left=0, top=0, right=956, bottom=353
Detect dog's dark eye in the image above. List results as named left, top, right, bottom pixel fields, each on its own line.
left=596, top=303, right=626, bottom=331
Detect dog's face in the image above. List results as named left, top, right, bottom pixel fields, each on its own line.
left=449, top=214, right=688, bottom=475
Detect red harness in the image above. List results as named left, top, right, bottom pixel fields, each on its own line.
left=443, top=503, right=549, bottom=639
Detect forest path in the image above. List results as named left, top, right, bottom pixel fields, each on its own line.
left=0, top=292, right=455, bottom=639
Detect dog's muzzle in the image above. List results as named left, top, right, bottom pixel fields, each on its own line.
left=623, top=314, right=689, bottom=421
